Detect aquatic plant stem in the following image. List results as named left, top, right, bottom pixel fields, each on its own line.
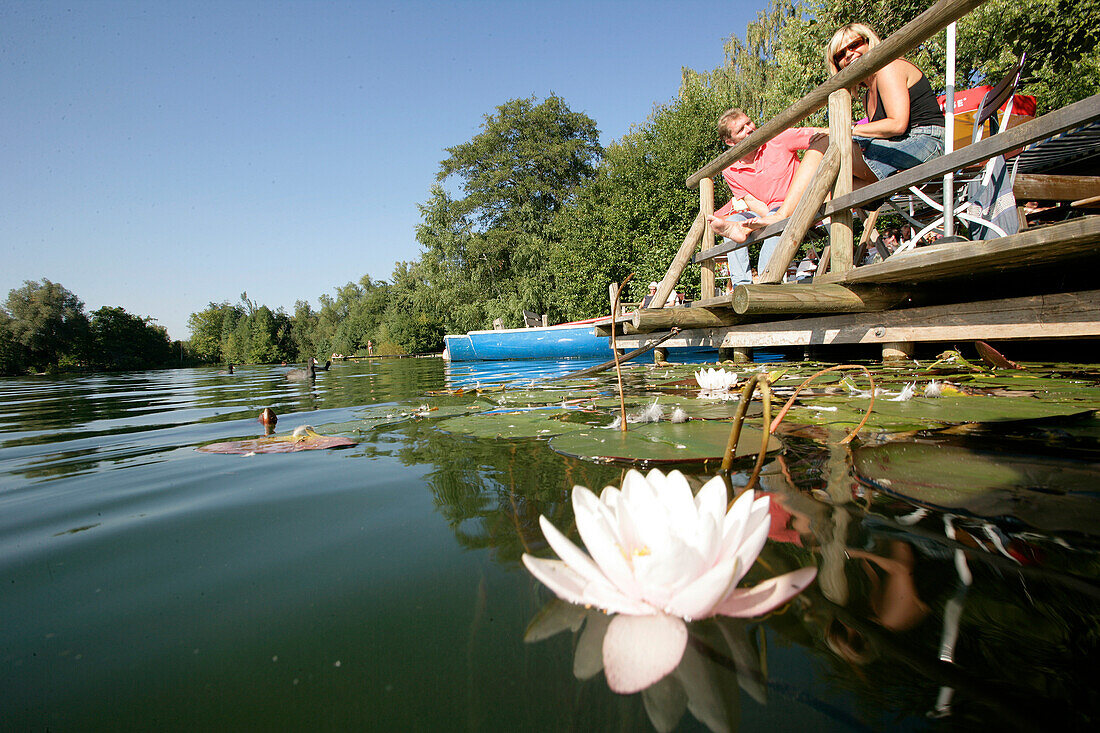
left=609, top=274, right=634, bottom=433
left=769, top=364, right=876, bottom=444
left=720, top=374, right=773, bottom=492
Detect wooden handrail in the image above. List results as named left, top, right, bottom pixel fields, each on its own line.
left=685, top=0, right=984, bottom=189
left=693, top=94, right=1100, bottom=265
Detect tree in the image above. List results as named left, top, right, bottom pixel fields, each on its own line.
left=187, top=301, right=243, bottom=363
left=88, top=306, right=172, bottom=371
left=3, top=279, right=89, bottom=371
left=415, top=95, right=602, bottom=331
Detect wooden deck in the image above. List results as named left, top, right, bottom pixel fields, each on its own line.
left=610, top=217, right=1100, bottom=359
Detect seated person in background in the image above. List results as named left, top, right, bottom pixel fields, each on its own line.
left=711, top=108, right=826, bottom=285
left=641, top=281, right=658, bottom=307
left=711, top=23, right=945, bottom=250
left=881, top=227, right=901, bottom=251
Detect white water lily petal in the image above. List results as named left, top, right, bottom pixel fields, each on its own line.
left=664, top=551, right=741, bottom=620
left=719, top=488, right=758, bottom=557
left=712, top=566, right=819, bottom=618
left=538, top=514, right=612, bottom=589
left=694, top=475, right=728, bottom=529
left=730, top=517, right=771, bottom=586
left=522, top=554, right=650, bottom=616
left=649, top=470, right=699, bottom=533
left=573, top=488, right=642, bottom=598
left=603, top=613, right=688, bottom=694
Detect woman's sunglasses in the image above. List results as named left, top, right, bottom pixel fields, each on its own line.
left=834, top=38, right=867, bottom=65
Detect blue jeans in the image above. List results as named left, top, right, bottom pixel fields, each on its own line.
left=722, top=209, right=780, bottom=286
left=855, top=125, right=945, bottom=181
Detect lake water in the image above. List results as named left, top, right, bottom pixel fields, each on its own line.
left=1, top=357, right=1097, bottom=731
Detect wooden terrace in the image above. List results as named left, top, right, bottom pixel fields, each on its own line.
left=600, top=0, right=1100, bottom=363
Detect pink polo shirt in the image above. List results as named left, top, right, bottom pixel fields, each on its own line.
left=720, top=127, right=817, bottom=211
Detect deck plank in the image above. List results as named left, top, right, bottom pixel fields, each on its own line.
left=611, top=290, right=1100, bottom=349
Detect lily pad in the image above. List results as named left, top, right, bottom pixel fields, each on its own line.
left=198, top=427, right=357, bottom=454
left=784, top=394, right=1097, bottom=433
left=434, top=408, right=598, bottom=439
left=852, top=442, right=1100, bottom=533
left=549, top=421, right=781, bottom=466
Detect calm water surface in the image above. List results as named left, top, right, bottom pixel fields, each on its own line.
left=1, top=358, right=1097, bottom=731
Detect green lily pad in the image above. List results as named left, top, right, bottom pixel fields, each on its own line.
left=320, top=402, right=488, bottom=434
left=784, top=394, right=1097, bottom=433
left=549, top=421, right=781, bottom=466
left=852, top=442, right=1100, bottom=533
left=434, top=407, right=599, bottom=439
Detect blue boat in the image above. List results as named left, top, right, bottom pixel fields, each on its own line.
left=442, top=318, right=613, bottom=361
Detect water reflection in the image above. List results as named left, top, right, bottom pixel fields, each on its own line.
left=0, top=361, right=1097, bottom=730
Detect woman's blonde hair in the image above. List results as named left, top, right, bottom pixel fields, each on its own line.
left=825, top=22, right=882, bottom=75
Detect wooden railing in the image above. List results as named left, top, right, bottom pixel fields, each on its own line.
left=650, top=0, right=1086, bottom=310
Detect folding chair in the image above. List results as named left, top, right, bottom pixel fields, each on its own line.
left=889, top=54, right=1027, bottom=253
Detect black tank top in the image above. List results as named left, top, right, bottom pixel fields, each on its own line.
left=868, top=72, right=945, bottom=135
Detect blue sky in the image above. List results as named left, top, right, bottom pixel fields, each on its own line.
left=2, top=0, right=766, bottom=340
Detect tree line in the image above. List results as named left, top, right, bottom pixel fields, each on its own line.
left=8, top=0, right=1096, bottom=373
left=0, top=279, right=177, bottom=375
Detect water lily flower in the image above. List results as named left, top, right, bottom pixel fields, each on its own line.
left=694, top=368, right=738, bottom=392
left=924, top=380, right=943, bottom=398
left=522, top=469, right=817, bottom=694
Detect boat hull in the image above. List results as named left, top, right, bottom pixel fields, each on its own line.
left=443, top=323, right=612, bottom=361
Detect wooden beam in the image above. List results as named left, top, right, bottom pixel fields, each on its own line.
left=718, top=290, right=1100, bottom=347
left=610, top=290, right=1100, bottom=350
left=731, top=284, right=911, bottom=315
left=633, top=306, right=740, bottom=333
left=1014, top=174, right=1100, bottom=202
left=759, top=144, right=839, bottom=283
left=686, top=0, right=985, bottom=188
left=829, top=88, right=854, bottom=274
left=815, top=216, right=1100, bottom=285
left=654, top=211, right=706, bottom=310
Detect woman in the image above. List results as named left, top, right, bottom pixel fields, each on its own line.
left=711, top=23, right=945, bottom=241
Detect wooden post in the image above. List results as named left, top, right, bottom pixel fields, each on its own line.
left=759, top=144, right=840, bottom=283
left=700, top=178, right=716, bottom=300
left=654, top=347, right=669, bottom=364
left=882, top=341, right=914, bottom=362
left=829, top=89, right=854, bottom=273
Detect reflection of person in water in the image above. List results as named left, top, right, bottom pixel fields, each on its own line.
left=826, top=540, right=931, bottom=664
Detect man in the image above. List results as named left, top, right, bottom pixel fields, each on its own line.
left=709, top=109, right=825, bottom=285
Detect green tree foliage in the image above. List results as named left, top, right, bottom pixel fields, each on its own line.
left=413, top=95, right=602, bottom=331
left=87, top=306, right=173, bottom=371
left=3, top=279, right=90, bottom=372
left=187, top=301, right=244, bottom=363
left=0, top=280, right=179, bottom=374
